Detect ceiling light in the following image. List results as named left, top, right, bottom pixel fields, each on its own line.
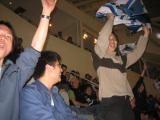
left=9, top=1, right=12, bottom=5
left=49, top=23, right=52, bottom=27
left=156, top=33, right=160, bottom=39
left=83, top=33, right=88, bottom=40
left=94, top=38, right=97, bottom=44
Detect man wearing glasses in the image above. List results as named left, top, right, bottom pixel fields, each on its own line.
left=20, top=51, right=86, bottom=120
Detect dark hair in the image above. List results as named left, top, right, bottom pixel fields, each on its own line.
left=7, top=37, right=24, bottom=63
left=61, top=64, right=67, bottom=69
left=33, top=51, right=61, bottom=79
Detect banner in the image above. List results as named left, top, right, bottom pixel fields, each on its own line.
left=96, top=0, right=151, bottom=33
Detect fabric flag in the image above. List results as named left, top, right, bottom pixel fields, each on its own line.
left=119, top=43, right=136, bottom=55
left=96, top=0, right=151, bottom=33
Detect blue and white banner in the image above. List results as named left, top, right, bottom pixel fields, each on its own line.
left=119, top=43, right=136, bottom=55
left=96, top=0, right=151, bottom=33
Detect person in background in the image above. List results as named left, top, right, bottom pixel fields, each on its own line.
left=81, top=84, right=99, bottom=106
left=133, top=63, right=147, bottom=120
left=0, top=0, right=57, bottom=120
left=68, top=77, right=89, bottom=108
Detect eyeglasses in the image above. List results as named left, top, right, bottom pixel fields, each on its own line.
left=49, top=63, right=61, bottom=68
left=0, top=31, right=13, bottom=41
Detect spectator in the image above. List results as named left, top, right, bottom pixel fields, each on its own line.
left=85, top=73, right=92, bottom=81
left=20, top=51, right=85, bottom=120
left=81, top=84, right=99, bottom=106
left=57, top=31, right=64, bottom=40
left=91, top=13, right=150, bottom=120
left=68, top=77, right=88, bottom=108
left=0, top=0, right=55, bottom=119
left=61, top=64, right=68, bottom=84
left=66, top=36, right=73, bottom=44
left=133, top=64, right=147, bottom=120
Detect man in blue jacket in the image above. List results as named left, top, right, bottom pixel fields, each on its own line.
left=0, top=0, right=57, bottom=120
left=20, top=51, right=86, bottom=120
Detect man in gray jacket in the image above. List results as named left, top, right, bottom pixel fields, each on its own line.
left=0, top=0, right=57, bottom=120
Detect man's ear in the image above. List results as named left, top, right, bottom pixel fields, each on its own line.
left=45, top=64, right=54, bottom=72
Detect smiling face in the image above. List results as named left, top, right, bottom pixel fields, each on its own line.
left=45, top=60, right=62, bottom=86
left=107, top=33, right=118, bottom=52
left=51, top=61, right=62, bottom=83
left=0, top=25, right=13, bottom=64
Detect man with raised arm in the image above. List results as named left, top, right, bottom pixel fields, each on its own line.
left=20, top=51, right=86, bottom=120
left=91, top=13, right=150, bottom=120
left=0, top=0, right=57, bottom=120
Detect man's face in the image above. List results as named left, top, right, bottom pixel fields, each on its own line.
left=0, top=25, right=13, bottom=61
left=50, top=61, right=62, bottom=83
left=107, top=33, right=117, bottom=52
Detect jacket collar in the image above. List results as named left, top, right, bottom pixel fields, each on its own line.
left=36, top=80, right=58, bottom=95
left=0, top=59, right=13, bottom=79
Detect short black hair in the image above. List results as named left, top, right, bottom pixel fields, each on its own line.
left=61, top=64, right=67, bottom=69
left=33, top=51, right=61, bottom=79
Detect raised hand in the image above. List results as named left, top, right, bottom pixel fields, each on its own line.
left=106, top=13, right=114, bottom=19
left=143, top=25, right=150, bottom=37
left=41, top=0, right=58, bottom=15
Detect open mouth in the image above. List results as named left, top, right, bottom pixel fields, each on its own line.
left=0, top=43, right=5, bottom=49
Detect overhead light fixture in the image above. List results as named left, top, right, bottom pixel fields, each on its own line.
left=9, top=1, right=12, bottom=5
left=94, top=38, right=97, bottom=44
left=83, top=33, right=88, bottom=40
left=49, top=23, right=52, bottom=27
left=156, top=33, right=160, bottom=39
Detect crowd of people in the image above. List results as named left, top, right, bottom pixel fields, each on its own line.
left=0, top=0, right=160, bottom=120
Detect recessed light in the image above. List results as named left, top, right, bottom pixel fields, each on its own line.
left=9, top=1, right=12, bottom=5
left=156, top=33, right=160, bottom=39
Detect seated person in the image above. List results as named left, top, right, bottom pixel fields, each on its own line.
left=81, top=84, right=99, bottom=106
left=20, top=51, right=85, bottom=120
left=68, top=77, right=88, bottom=108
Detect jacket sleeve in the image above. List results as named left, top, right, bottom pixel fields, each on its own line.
left=94, top=17, right=114, bottom=58
left=20, top=87, right=56, bottom=120
left=16, top=48, right=40, bottom=88
left=126, top=36, right=149, bottom=68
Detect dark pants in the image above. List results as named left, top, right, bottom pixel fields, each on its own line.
left=94, top=96, right=135, bottom=120
left=72, top=96, right=135, bottom=120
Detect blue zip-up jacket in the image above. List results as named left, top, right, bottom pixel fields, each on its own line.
left=0, top=48, right=40, bottom=120
left=20, top=80, right=86, bottom=120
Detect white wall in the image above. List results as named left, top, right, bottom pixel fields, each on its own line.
left=0, top=3, right=96, bottom=77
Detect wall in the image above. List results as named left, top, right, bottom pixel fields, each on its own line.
left=0, top=3, right=96, bottom=77
left=0, top=3, right=159, bottom=97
